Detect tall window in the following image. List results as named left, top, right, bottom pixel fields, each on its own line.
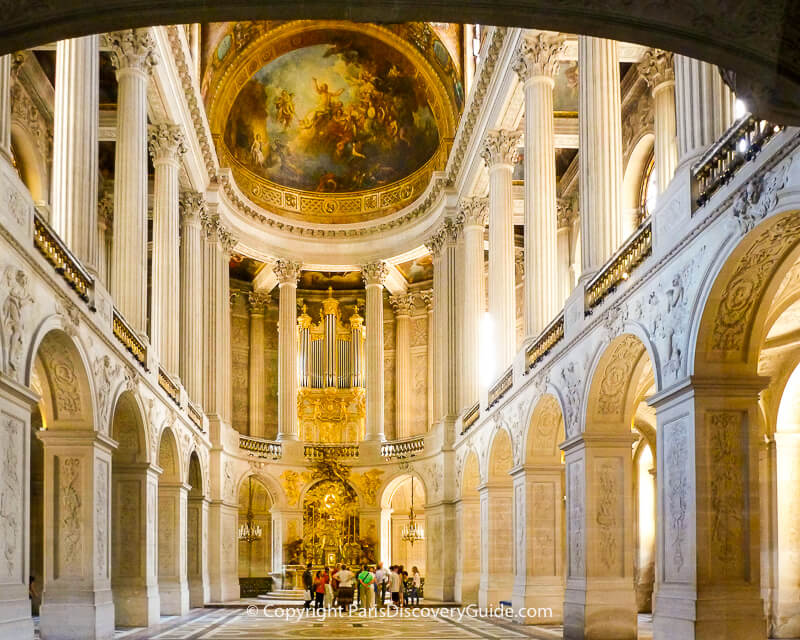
left=639, top=153, right=657, bottom=223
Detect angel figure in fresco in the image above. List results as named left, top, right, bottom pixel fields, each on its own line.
left=311, top=78, right=344, bottom=115
left=250, top=133, right=265, bottom=166
left=274, top=89, right=295, bottom=129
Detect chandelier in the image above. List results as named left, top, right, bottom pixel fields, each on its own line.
left=238, top=477, right=263, bottom=544
left=401, top=478, right=424, bottom=546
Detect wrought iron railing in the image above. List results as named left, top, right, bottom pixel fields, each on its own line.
left=239, top=435, right=282, bottom=459
left=488, top=366, right=513, bottom=408
left=112, top=308, right=147, bottom=369
left=693, top=114, right=783, bottom=209
left=303, top=443, right=360, bottom=460
left=381, top=436, right=425, bottom=459
left=585, top=219, right=652, bottom=312
left=462, top=401, right=480, bottom=435
left=158, top=367, right=180, bottom=407
left=33, top=212, right=94, bottom=307
left=525, top=313, right=565, bottom=371
left=187, top=401, right=203, bottom=430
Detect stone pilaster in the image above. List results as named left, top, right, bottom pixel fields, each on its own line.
left=389, top=293, right=414, bottom=439
left=148, top=123, right=186, bottom=376
left=274, top=259, right=302, bottom=441
left=248, top=291, right=269, bottom=438
left=457, top=197, right=487, bottom=411
left=0, top=55, right=10, bottom=160
left=482, top=129, right=520, bottom=370
left=158, top=482, right=190, bottom=615
left=109, top=29, right=157, bottom=334
left=179, top=192, right=205, bottom=406
left=97, top=191, right=113, bottom=287
left=578, top=36, right=623, bottom=274
left=361, top=261, right=388, bottom=441
left=51, top=36, right=100, bottom=273
left=454, top=495, right=481, bottom=604
left=513, top=32, right=565, bottom=337
left=674, top=56, right=735, bottom=165
left=419, top=289, right=434, bottom=429
left=478, top=482, right=514, bottom=608
left=639, top=49, right=678, bottom=195
left=556, top=198, right=576, bottom=303
left=187, top=496, right=209, bottom=607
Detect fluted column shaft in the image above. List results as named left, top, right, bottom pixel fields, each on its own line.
left=390, top=294, right=414, bottom=439
left=458, top=198, right=487, bottom=410
left=579, top=36, right=623, bottom=274
left=362, top=262, right=388, bottom=441
left=420, top=291, right=434, bottom=428
left=179, top=193, right=205, bottom=405
left=52, top=36, right=99, bottom=272
left=248, top=293, right=269, bottom=438
left=149, top=124, right=185, bottom=375
left=109, top=29, right=156, bottom=334
left=275, top=260, right=301, bottom=440
left=483, top=130, right=520, bottom=370
left=97, top=194, right=113, bottom=286
left=439, top=220, right=459, bottom=425
left=674, top=55, right=735, bottom=165
left=0, top=55, right=10, bottom=159
left=639, top=49, right=678, bottom=195
left=514, top=33, right=564, bottom=337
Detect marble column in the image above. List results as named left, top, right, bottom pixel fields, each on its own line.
left=187, top=496, right=210, bottom=607
left=109, top=29, right=157, bottom=334
left=556, top=199, right=575, bottom=304
left=513, top=32, right=565, bottom=338
left=457, top=197, right=487, bottom=412
left=97, top=192, right=113, bottom=287
left=639, top=49, right=678, bottom=196
left=478, top=482, right=514, bottom=607
left=51, top=36, right=99, bottom=272
left=482, top=130, right=520, bottom=371
left=37, top=430, right=116, bottom=640
left=158, top=482, right=190, bottom=615
left=362, top=262, right=389, bottom=441
left=579, top=36, right=623, bottom=275
left=274, top=259, right=302, bottom=441
left=148, top=124, right=186, bottom=376
left=674, top=55, right=735, bottom=165
left=179, top=192, right=206, bottom=406
left=419, top=289, right=434, bottom=428
left=439, top=218, right=459, bottom=426
left=454, top=495, right=481, bottom=604
left=649, top=377, right=765, bottom=640
left=111, top=464, right=160, bottom=627
left=424, top=502, right=458, bottom=602
left=0, top=55, right=11, bottom=160
left=248, top=291, right=269, bottom=438
left=389, top=293, right=414, bottom=439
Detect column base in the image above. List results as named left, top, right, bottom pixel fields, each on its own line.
left=40, top=595, right=115, bottom=640
left=654, top=589, right=765, bottom=640
left=159, top=579, right=190, bottom=616
left=455, top=570, right=479, bottom=605
left=112, top=582, right=160, bottom=627
left=361, top=433, right=385, bottom=442
left=0, top=587, right=33, bottom=640
left=564, top=581, right=637, bottom=640
left=189, top=576, right=210, bottom=608
left=479, top=576, right=514, bottom=608
left=512, top=581, right=563, bottom=625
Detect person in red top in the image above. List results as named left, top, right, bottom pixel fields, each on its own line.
left=315, top=568, right=329, bottom=610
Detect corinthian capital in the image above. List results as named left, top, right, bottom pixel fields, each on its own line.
left=273, top=259, right=302, bottom=285
left=389, top=293, right=414, bottom=316
left=513, top=32, right=566, bottom=83
left=108, top=29, right=158, bottom=74
left=218, top=228, right=236, bottom=255
left=361, top=261, right=389, bottom=286
left=638, top=49, right=675, bottom=91
left=148, top=123, right=187, bottom=163
left=481, top=130, right=521, bottom=168
left=247, top=291, right=270, bottom=313
left=179, top=191, right=206, bottom=226
left=458, top=196, right=489, bottom=228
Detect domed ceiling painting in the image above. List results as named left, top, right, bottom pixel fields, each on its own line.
left=205, top=21, right=461, bottom=224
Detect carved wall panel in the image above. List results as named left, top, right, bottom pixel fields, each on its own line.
left=158, top=495, right=176, bottom=577
left=567, top=458, right=585, bottom=577
left=95, top=459, right=108, bottom=579
left=595, top=456, right=624, bottom=576
left=57, top=456, right=82, bottom=577
left=0, top=416, right=22, bottom=581
left=664, top=418, right=690, bottom=583
left=531, top=481, right=556, bottom=576
left=117, top=480, right=141, bottom=578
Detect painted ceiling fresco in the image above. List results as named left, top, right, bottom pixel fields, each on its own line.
left=395, top=254, right=434, bottom=284
left=297, top=270, right=365, bottom=291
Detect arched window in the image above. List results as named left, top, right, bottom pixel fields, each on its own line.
left=639, top=152, right=657, bottom=222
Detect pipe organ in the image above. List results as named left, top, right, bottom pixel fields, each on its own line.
left=297, top=288, right=366, bottom=443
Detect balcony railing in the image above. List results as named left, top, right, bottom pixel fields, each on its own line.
left=187, top=401, right=203, bottom=430
left=585, top=219, right=652, bottom=312
left=462, top=401, right=480, bottom=435
left=158, top=367, right=180, bottom=407
left=304, top=443, right=360, bottom=460
left=112, top=308, right=147, bottom=370
left=525, top=313, right=565, bottom=372
left=488, top=366, right=514, bottom=408
left=381, top=436, right=424, bottom=459
left=693, top=114, right=783, bottom=209
left=33, top=212, right=94, bottom=307
left=240, top=435, right=282, bottom=459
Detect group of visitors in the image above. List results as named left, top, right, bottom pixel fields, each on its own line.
left=302, top=562, right=422, bottom=611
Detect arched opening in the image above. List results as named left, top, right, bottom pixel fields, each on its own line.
left=480, top=427, right=513, bottom=607
left=28, top=400, right=44, bottom=618
left=385, top=476, right=426, bottom=575
left=10, top=125, right=49, bottom=207
left=237, top=475, right=272, bottom=586
left=157, top=426, right=189, bottom=615
left=302, top=478, right=364, bottom=567
left=187, top=452, right=208, bottom=607
left=110, top=390, right=159, bottom=627
left=622, top=133, right=654, bottom=238
left=456, top=451, right=480, bottom=604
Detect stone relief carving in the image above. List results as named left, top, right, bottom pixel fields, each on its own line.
left=350, top=469, right=384, bottom=505
left=223, top=460, right=234, bottom=499
left=665, top=419, right=689, bottom=578
left=56, top=298, right=81, bottom=338
left=532, top=482, right=556, bottom=576
left=514, top=483, right=525, bottom=575
left=596, top=459, right=620, bottom=572
left=597, top=335, right=643, bottom=418
left=93, top=355, right=120, bottom=431
left=2, top=266, right=34, bottom=377
left=60, top=456, right=82, bottom=573
left=0, top=418, right=21, bottom=578
left=38, top=340, right=81, bottom=418
left=732, top=156, right=792, bottom=235
left=118, top=480, right=140, bottom=578
left=568, top=459, right=585, bottom=577
left=280, top=469, right=312, bottom=506
left=424, top=463, right=441, bottom=498
left=95, top=460, right=108, bottom=578
left=559, top=361, right=582, bottom=438
left=10, top=80, right=52, bottom=164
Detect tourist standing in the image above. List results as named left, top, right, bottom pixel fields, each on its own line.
left=302, top=563, right=313, bottom=610
left=389, top=566, right=402, bottom=607
left=374, top=562, right=388, bottom=606
left=357, top=564, right=374, bottom=609
left=409, top=566, right=421, bottom=605
left=314, top=569, right=328, bottom=610
left=336, top=564, right=354, bottom=609
left=323, top=567, right=334, bottom=608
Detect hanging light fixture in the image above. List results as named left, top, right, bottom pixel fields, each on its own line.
left=238, top=476, right=263, bottom=544
left=401, top=479, right=424, bottom=546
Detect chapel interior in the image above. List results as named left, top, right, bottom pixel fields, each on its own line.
left=1, top=4, right=800, bottom=640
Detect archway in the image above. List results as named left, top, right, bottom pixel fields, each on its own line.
left=479, top=427, right=514, bottom=607
left=110, top=390, right=160, bottom=627
left=187, top=451, right=209, bottom=607
left=157, top=426, right=189, bottom=615
left=621, top=133, right=654, bottom=238
left=456, top=451, right=480, bottom=604
left=383, top=476, right=426, bottom=575
left=237, top=475, right=272, bottom=587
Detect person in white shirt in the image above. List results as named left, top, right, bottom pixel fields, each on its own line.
left=374, top=562, right=388, bottom=605
left=389, top=566, right=402, bottom=606
left=335, top=565, right=354, bottom=609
